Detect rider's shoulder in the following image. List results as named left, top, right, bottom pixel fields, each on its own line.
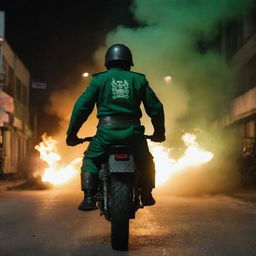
left=92, top=71, right=108, bottom=77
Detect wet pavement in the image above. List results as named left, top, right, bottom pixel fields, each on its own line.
left=0, top=187, right=256, bottom=256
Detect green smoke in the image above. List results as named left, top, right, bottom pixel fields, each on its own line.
left=95, top=0, right=254, bottom=138
left=93, top=0, right=255, bottom=193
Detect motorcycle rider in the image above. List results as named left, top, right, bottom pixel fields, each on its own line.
left=66, top=44, right=165, bottom=211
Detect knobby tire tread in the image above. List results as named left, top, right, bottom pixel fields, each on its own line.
left=111, top=174, right=132, bottom=251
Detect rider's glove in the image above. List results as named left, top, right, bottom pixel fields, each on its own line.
left=66, top=134, right=83, bottom=146
left=151, top=132, right=166, bottom=143
left=151, top=111, right=165, bottom=143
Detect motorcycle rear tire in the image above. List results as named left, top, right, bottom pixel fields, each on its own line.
left=110, top=173, right=132, bottom=251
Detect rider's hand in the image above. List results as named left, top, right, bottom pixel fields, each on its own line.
left=151, top=132, right=166, bottom=143
left=66, top=134, right=83, bottom=146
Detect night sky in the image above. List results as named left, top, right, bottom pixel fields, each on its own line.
left=0, top=0, right=137, bottom=135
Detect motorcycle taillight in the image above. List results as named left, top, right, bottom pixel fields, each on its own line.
left=115, top=154, right=129, bottom=160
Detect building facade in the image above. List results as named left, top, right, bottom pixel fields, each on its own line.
left=221, top=7, right=256, bottom=147
left=218, top=6, right=256, bottom=183
left=0, top=13, right=33, bottom=176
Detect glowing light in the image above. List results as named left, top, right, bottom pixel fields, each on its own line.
left=35, top=132, right=213, bottom=187
left=149, top=144, right=176, bottom=186
left=82, top=72, right=89, bottom=78
left=164, top=76, right=172, bottom=83
left=149, top=132, right=214, bottom=186
left=35, top=134, right=81, bottom=186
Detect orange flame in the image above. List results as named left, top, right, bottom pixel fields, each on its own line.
left=35, top=132, right=213, bottom=187
left=149, top=133, right=214, bottom=186
left=35, top=134, right=81, bottom=186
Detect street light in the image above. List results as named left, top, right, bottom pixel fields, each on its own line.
left=164, top=76, right=172, bottom=83
left=82, top=72, right=89, bottom=78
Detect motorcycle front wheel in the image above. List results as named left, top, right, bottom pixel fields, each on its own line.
left=110, top=173, right=133, bottom=251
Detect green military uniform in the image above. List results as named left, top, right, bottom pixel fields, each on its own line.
left=67, top=67, right=164, bottom=190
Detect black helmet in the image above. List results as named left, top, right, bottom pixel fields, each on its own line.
left=105, top=44, right=134, bottom=68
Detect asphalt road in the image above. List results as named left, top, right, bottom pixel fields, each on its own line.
left=0, top=187, right=256, bottom=256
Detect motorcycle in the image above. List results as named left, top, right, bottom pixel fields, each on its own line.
left=81, top=135, right=153, bottom=251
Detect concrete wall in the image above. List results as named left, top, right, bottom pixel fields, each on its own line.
left=230, top=87, right=256, bottom=124
left=230, top=34, right=256, bottom=71
left=2, top=40, right=30, bottom=87
left=0, top=40, right=32, bottom=175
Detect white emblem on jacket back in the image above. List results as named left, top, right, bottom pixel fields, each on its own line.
left=111, top=78, right=129, bottom=99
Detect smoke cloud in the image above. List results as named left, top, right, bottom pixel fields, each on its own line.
left=95, top=0, right=254, bottom=136
left=45, top=0, right=254, bottom=193
left=93, top=0, right=253, bottom=193
left=45, top=83, right=98, bottom=163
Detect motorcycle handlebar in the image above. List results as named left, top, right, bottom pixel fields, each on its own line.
left=80, top=135, right=153, bottom=144
left=79, top=137, right=94, bottom=143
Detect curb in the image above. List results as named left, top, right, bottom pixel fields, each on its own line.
left=0, top=179, right=26, bottom=192
left=224, top=194, right=256, bottom=208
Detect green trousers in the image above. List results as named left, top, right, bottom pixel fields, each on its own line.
left=81, top=125, right=155, bottom=190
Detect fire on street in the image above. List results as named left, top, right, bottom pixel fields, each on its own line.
left=0, top=188, right=256, bottom=256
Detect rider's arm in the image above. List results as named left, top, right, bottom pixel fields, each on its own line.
left=142, top=79, right=165, bottom=141
left=67, top=78, right=99, bottom=137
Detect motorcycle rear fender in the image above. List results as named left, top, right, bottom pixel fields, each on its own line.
left=108, top=154, right=135, bottom=173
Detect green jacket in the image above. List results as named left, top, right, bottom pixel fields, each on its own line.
left=67, top=68, right=164, bottom=136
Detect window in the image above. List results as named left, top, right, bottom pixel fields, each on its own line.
left=22, top=84, right=28, bottom=105
left=235, top=55, right=256, bottom=96
left=8, top=66, right=15, bottom=96
left=15, top=78, right=22, bottom=102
